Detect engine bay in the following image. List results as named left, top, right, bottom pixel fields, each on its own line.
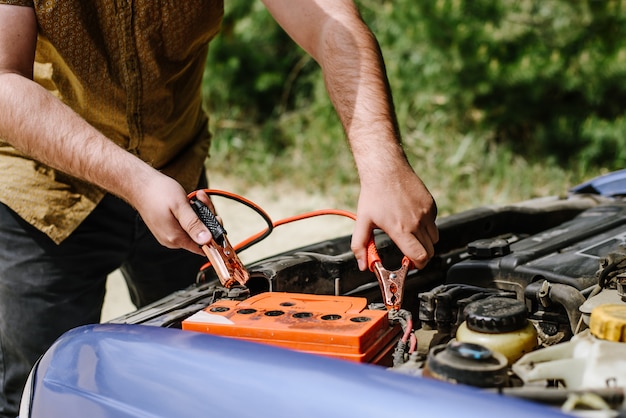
left=110, top=183, right=626, bottom=417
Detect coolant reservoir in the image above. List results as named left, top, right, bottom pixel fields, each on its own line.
left=456, top=297, right=538, bottom=364
left=589, top=303, right=626, bottom=342
left=513, top=304, right=626, bottom=390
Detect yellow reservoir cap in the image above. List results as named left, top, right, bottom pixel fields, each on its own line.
left=589, top=304, right=626, bottom=342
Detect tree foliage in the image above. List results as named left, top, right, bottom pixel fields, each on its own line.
left=412, top=0, right=626, bottom=169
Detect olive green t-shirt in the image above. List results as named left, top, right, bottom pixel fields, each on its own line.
left=0, top=0, right=223, bottom=243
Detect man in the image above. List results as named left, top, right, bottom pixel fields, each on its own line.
left=0, top=0, right=439, bottom=415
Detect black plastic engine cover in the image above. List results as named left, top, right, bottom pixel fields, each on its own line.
left=446, top=202, right=626, bottom=296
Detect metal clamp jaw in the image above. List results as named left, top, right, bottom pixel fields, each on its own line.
left=367, top=240, right=414, bottom=310
left=190, top=198, right=249, bottom=288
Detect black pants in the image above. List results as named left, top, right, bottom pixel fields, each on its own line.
left=0, top=188, right=206, bottom=417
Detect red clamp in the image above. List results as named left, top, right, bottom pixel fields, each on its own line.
left=367, top=240, right=414, bottom=310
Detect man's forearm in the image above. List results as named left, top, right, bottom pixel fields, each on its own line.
left=0, top=73, right=214, bottom=253
left=0, top=73, right=156, bottom=204
left=262, top=1, right=408, bottom=168
left=312, top=5, right=412, bottom=183
left=319, top=18, right=399, bottom=140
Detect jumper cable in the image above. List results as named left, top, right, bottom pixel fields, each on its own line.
left=188, top=189, right=414, bottom=309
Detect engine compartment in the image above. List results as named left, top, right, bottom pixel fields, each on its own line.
left=110, top=189, right=626, bottom=417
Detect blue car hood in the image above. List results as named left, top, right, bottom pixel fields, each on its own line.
left=25, top=324, right=571, bottom=418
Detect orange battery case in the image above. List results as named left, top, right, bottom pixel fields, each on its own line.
left=182, top=292, right=400, bottom=364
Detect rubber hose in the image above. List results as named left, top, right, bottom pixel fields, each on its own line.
left=547, top=282, right=586, bottom=335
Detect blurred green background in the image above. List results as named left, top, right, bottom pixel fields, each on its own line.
left=202, top=0, right=626, bottom=216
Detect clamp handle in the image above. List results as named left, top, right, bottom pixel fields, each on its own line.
left=190, top=198, right=226, bottom=245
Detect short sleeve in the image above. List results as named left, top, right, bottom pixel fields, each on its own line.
left=0, top=0, right=34, bottom=6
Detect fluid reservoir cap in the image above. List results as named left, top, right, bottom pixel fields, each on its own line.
left=447, top=340, right=493, bottom=361
left=424, top=341, right=508, bottom=388
left=467, top=238, right=511, bottom=259
left=589, top=304, right=626, bottom=342
left=464, top=297, right=528, bottom=334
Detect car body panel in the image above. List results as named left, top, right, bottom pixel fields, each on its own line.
left=24, top=324, right=571, bottom=418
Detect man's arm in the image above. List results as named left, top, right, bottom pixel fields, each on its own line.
left=262, top=0, right=439, bottom=270
left=0, top=4, right=211, bottom=253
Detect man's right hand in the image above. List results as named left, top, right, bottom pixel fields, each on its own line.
left=130, top=173, right=213, bottom=256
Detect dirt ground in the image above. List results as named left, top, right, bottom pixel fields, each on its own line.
left=101, top=174, right=357, bottom=322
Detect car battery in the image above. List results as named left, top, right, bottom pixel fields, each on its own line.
left=182, top=292, right=400, bottom=364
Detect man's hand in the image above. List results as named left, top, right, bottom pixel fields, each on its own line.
left=351, top=164, right=439, bottom=271
left=128, top=174, right=213, bottom=256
